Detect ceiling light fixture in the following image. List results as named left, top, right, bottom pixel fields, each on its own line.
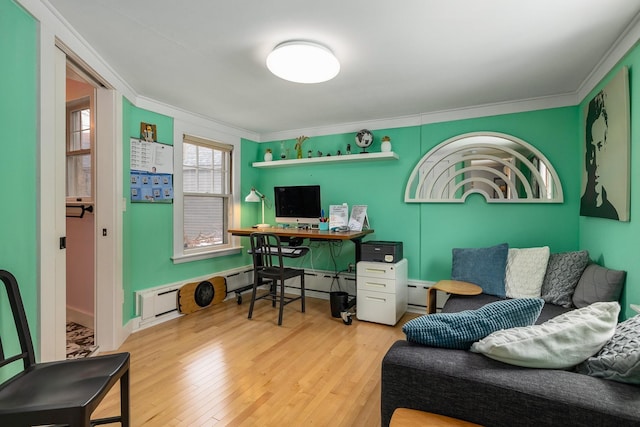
left=266, top=41, right=340, bottom=84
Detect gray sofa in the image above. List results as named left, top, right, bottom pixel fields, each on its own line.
left=381, top=294, right=640, bottom=426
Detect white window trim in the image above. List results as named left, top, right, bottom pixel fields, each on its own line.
left=65, top=96, right=95, bottom=203
left=172, top=121, right=242, bottom=263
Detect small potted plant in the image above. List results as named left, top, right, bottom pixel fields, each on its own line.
left=295, top=135, right=309, bottom=159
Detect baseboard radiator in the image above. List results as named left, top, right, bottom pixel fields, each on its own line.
left=134, top=267, right=253, bottom=330
left=136, top=285, right=182, bottom=328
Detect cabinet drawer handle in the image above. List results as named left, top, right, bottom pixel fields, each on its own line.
left=366, top=296, right=387, bottom=303
left=364, top=281, right=386, bottom=289
left=364, top=268, right=387, bottom=274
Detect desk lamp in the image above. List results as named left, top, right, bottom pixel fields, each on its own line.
left=245, top=188, right=270, bottom=228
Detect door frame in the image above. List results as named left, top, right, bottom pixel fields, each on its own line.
left=39, top=39, right=124, bottom=361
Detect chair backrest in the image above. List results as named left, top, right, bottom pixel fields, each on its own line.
left=0, top=270, right=36, bottom=372
left=249, top=232, right=286, bottom=272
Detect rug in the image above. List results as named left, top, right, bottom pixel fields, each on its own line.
left=66, top=321, right=98, bottom=359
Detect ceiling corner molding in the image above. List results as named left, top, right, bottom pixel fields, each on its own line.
left=419, top=93, right=578, bottom=126
left=577, top=9, right=640, bottom=102
left=22, top=0, right=137, bottom=101
left=136, top=96, right=260, bottom=142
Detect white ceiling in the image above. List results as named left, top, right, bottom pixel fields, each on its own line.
left=47, top=0, right=640, bottom=139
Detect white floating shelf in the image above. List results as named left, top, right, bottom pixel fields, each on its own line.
left=253, top=151, right=399, bottom=168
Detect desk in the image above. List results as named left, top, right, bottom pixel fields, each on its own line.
left=229, top=227, right=374, bottom=313
left=228, top=227, right=374, bottom=261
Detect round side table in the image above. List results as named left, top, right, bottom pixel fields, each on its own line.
left=427, top=280, right=482, bottom=314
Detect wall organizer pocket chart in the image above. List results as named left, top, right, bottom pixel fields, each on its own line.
left=130, top=137, right=174, bottom=203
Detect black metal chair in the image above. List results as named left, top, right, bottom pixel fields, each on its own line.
left=248, top=232, right=306, bottom=325
left=0, top=269, right=130, bottom=426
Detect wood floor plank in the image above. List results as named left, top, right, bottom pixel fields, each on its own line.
left=93, top=296, right=419, bottom=426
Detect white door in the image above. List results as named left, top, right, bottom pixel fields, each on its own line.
left=39, top=46, right=69, bottom=362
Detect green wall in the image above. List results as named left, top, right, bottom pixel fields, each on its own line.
left=246, top=107, right=580, bottom=283
left=121, top=100, right=250, bottom=321
left=0, top=0, right=39, bottom=356
left=579, top=42, right=640, bottom=319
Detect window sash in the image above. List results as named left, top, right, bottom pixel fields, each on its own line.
left=66, top=98, right=93, bottom=201
left=181, top=135, right=232, bottom=253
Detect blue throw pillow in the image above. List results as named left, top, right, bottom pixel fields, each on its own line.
left=452, top=243, right=509, bottom=297
left=402, top=298, right=544, bottom=349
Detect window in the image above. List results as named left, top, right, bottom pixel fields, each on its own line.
left=181, top=135, right=233, bottom=254
left=66, top=98, right=93, bottom=201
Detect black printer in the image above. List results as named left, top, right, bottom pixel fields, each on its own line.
left=361, top=241, right=403, bottom=263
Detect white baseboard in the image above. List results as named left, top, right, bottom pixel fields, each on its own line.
left=66, top=306, right=94, bottom=328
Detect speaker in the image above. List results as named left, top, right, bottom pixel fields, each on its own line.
left=178, top=276, right=226, bottom=314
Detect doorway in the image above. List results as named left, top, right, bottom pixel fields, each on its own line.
left=65, top=63, right=97, bottom=358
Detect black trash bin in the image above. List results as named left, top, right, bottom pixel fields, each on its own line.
left=330, top=291, right=349, bottom=318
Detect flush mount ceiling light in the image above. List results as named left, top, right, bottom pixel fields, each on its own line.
left=266, top=41, right=340, bottom=84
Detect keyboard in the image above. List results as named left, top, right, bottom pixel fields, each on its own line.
left=279, top=246, right=302, bottom=255
left=249, top=246, right=308, bottom=257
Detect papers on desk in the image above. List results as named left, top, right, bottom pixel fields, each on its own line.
left=348, top=205, right=369, bottom=231
left=329, top=204, right=349, bottom=229
left=329, top=204, right=369, bottom=231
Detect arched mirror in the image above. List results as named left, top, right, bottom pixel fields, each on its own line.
left=405, top=132, right=563, bottom=203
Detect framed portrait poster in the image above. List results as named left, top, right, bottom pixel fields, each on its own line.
left=580, top=67, right=630, bottom=221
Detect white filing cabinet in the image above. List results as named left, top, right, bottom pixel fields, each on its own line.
left=356, top=259, right=408, bottom=325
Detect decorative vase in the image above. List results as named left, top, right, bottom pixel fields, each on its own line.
left=264, top=151, right=273, bottom=162
left=381, top=140, right=392, bottom=152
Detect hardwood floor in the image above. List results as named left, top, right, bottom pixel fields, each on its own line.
left=94, top=295, right=419, bottom=426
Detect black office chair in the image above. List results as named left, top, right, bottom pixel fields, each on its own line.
left=248, top=232, right=306, bottom=325
left=0, top=269, right=130, bottom=426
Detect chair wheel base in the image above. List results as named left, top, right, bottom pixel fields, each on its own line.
left=341, top=311, right=353, bottom=325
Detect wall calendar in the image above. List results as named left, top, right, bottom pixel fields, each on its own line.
left=130, top=137, right=174, bottom=203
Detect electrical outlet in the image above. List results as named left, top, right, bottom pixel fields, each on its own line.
left=348, top=263, right=355, bottom=273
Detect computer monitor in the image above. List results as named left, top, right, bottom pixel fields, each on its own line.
left=274, top=185, right=321, bottom=225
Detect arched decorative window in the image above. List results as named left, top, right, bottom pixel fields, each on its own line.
left=405, top=132, right=563, bottom=203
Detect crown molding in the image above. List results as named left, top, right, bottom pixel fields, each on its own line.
left=419, top=92, right=578, bottom=126
left=258, top=92, right=577, bottom=142
left=259, top=114, right=422, bottom=142
left=22, top=0, right=256, bottom=142
left=23, top=0, right=137, bottom=102
left=577, top=10, right=640, bottom=102
left=136, top=96, right=260, bottom=141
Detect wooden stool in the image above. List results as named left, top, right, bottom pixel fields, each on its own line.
left=426, top=280, right=482, bottom=314
left=390, top=408, right=482, bottom=426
